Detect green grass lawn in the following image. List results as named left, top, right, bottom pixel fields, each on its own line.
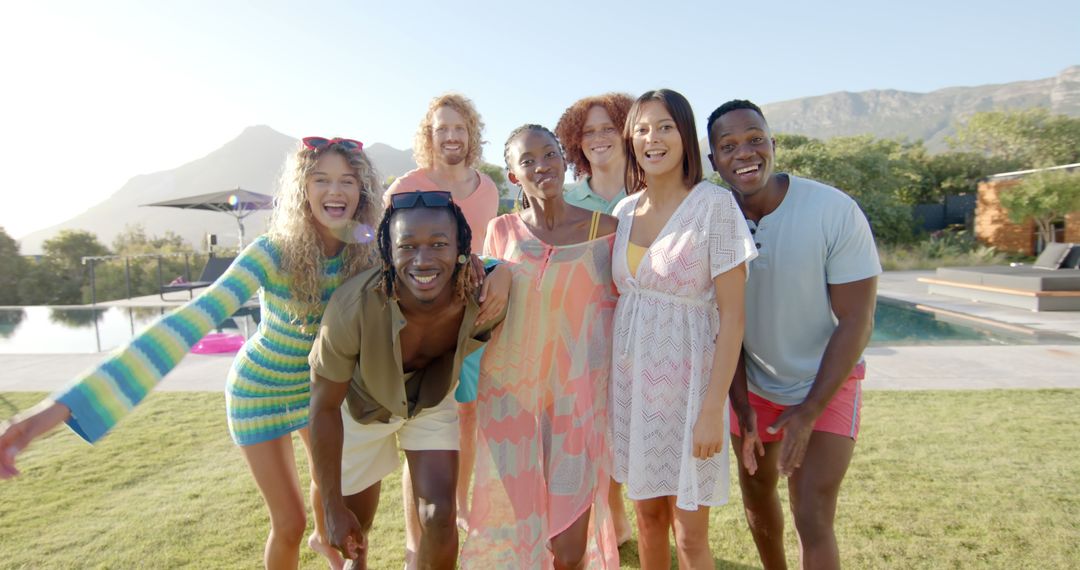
left=1, top=390, right=1077, bottom=569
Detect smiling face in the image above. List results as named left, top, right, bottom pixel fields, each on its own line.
left=390, top=207, right=460, bottom=305
left=506, top=129, right=567, bottom=203
left=431, top=105, right=470, bottom=167
left=709, top=108, right=776, bottom=198
left=305, top=152, right=362, bottom=234
left=580, top=105, right=625, bottom=171
left=631, top=100, right=684, bottom=179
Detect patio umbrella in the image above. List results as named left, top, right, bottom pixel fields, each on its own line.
left=142, top=187, right=274, bottom=248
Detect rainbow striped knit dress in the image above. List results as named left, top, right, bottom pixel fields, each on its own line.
left=52, top=235, right=349, bottom=446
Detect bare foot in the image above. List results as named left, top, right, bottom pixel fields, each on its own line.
left=309, top=532, right=345, bottom=570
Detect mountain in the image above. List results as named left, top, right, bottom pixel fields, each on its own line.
left=366, top=142, right=420, bottom=182
left=701, top=65, right=1080, bottom=168
left=19, top=127, right=417, bottom=254
left=21, top=67, right=1080, bottom=252
left=763, top=66, right=1080, bottom=148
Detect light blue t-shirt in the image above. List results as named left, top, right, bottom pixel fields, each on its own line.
left=563, top=177, right=627, bottom=215
left=743, top=175, right=882, bottom=405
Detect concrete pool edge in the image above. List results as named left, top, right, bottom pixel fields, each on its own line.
left=876, top=270, right=1080, bottom=340
left=1, top=272, right=1077, bottom=393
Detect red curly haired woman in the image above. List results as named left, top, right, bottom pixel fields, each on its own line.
left=556, top=93, right=634, bottom=216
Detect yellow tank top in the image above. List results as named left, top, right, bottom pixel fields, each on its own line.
left=627, top=241, right=646, bottom=275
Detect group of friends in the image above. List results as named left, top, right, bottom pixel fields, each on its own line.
left=0, top=89, right=881, bottom=570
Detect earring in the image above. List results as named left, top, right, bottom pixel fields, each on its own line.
left=457, top=254, right=468, bottom=265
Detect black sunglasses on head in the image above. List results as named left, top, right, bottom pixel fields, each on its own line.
left=389, top=190, right=453, bottom=209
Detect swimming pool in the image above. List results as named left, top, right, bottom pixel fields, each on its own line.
left=870, top=298, right=1077, bottom=346
left=0, top=306, right=259, bottom=354
left=0, top=300, right=1074, bottom=354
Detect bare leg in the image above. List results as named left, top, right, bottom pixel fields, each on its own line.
left=456, top=400, right=477, bottom=530
left=297, top=427, right=345, bottom=570
left=405, top=449, right=459, bottom=570
left=550, top=506, right=592, bottom=570
left=788, top=432, right=854, bottom=570
left=239, top=434, right=307, bottom=570
left=609, top=479, right=633, bottom=546
left=341, top=481, right=382, bottom=570
left=402, top=461, right=419, bottom=568
left=671, top=505, right=713, bottom=569
left=635, top=496, right=674, bottom=570
left=733, top=434, right=788, bottom=570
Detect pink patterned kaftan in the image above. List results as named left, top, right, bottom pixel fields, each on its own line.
left=461, top=213, right=619, bottom=568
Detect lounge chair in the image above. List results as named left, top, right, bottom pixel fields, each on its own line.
left=918, top=243, right=1080, bottom=311
left=159, top=255, right=236, bottom=301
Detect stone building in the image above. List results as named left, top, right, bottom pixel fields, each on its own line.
left=975, top=163, right=1080, bottom=255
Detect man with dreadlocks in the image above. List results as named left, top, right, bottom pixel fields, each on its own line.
left=308, top=191, right=506, bottom=569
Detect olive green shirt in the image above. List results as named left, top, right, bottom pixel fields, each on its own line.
left=309, top=266, right=504, bottom=424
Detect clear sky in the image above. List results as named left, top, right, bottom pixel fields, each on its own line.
left=1, top=0, right=1077, bottom=239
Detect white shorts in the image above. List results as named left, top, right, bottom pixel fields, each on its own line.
left=340, top=391, right=459, bottom=496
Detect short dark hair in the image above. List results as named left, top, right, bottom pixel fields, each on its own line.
left=624, top=89, right=703, bottom=194
left=706, top=99, right=766, bottom=147
left=376, top=200, right=475, bottom=302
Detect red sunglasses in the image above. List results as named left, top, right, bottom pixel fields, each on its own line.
left=302, top=137, right=363, bottom=152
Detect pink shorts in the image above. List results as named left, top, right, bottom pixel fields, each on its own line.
left=730, top=362, right=864, bottom=443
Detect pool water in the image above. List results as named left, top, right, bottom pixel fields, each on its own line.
left=870, top=298, right=1077, bottom=346
left=0, top=300, right=1074, bottom=354
left=0, top=306, right=259, bottom=354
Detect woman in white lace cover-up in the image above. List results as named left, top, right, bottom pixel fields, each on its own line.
left=610, top=89, right=756, bottom=568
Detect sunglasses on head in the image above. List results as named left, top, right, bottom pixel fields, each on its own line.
left=302, top=136, right=363, bottom=152
left=389, top=190, right=453, bottom=209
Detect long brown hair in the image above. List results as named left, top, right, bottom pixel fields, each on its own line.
left=624, top=89, right=703, bottom=193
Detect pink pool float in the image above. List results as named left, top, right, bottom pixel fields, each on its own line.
left=191, top=332, right=245, bottom=354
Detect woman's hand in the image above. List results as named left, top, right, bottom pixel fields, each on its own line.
left=691, top=404, right=727, bottom=460
left=0, top=400, right=71, bottom=480
left=475, top=263, right=510, bottom=326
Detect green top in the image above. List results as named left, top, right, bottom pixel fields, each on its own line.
left=308, top=266, right=506, bottom=423
left=563, top=177, right=628, bottom=215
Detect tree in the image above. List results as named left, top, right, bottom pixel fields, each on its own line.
left=43, top=230, right=110, bottom=273
left=94, top=225, right=197, bottom=301
left=999, top=169, right=1080, bottom=246
left=923, top=151, right=1011, bottom=200
left=776, top=135, right=920, bottom=244
left=479, top=162, right=511, bottom=198
left=18, top=258, right=74, bottom=305
left=0, top=227, right=26, bottom=305
left=26, top=230, right=111, bottom=304
left=949, top=109, right=1080, bottom=170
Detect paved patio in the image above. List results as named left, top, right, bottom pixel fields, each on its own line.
left=1, top=271, right=1078, bottom=394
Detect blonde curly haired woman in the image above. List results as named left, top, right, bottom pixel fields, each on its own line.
left=0, top=138, right=382, bottom=570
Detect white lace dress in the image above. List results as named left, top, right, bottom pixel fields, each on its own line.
left=610, top=181, right=756, bottom=510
